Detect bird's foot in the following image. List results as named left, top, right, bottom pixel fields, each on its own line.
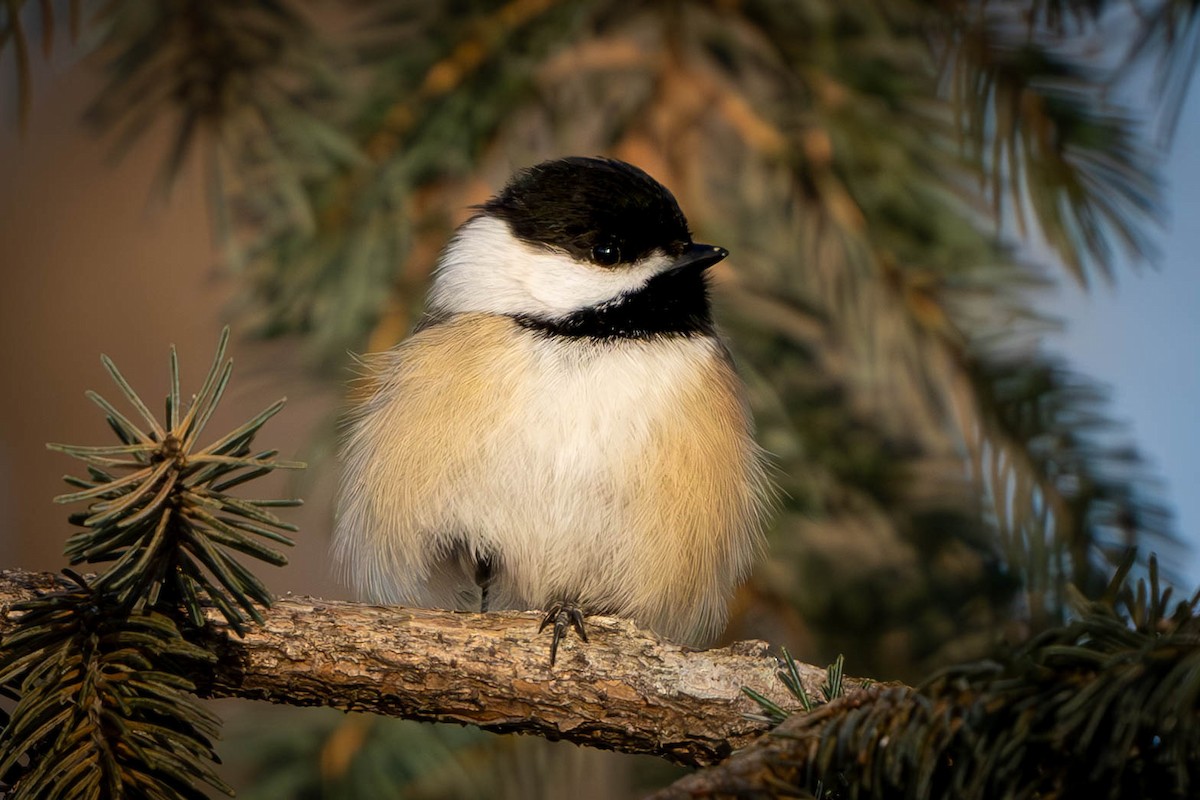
left=538, top=601, right=588, bottom=665
left=475, top=554, right=496, bottom=613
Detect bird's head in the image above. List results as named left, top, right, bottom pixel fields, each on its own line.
left=428, top=157, right=727, bottom=338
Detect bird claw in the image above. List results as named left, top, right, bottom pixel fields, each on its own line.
left=538, top=602, right=588, bottom=665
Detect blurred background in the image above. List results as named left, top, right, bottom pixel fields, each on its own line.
left=1, top=1, right=1197, bottom=797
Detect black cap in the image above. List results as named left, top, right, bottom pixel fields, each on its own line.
left=482, top=157, right=695, bottom=267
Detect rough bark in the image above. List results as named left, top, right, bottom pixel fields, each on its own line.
left=0, top=568, right=817, bottom=767
left=646, top=687, right=893, bottom=798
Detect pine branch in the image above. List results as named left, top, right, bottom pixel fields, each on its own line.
left=939, top=4, right=1166, bottom=284
left=0, top=572, right=230, bottom=799
left=653, top=560, right=1200, bottom=799
left=13, top=557, right=1187, bottom=800
left=0, top=329, right=301, bottom=796
left=955, top=349, right=1176, bottom=609
left=49, top=327, right=302, bottom=634
left=9, top=566, right=1192, bottom=799
left=0, top=568, right=831, bottom=768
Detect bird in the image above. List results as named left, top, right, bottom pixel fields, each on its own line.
left=333, top=156, right=772, bottom=663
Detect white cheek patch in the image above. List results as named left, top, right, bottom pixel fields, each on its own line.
left=427, top=216, right=671, bottom=319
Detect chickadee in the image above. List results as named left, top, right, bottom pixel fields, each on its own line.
left=334, top=156, right=771, bottom=662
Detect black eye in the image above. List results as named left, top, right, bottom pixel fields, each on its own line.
left=591, top=242, right=621, bottom=266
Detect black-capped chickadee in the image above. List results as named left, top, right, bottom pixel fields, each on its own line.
left=334, top=157, right=772, bottom=662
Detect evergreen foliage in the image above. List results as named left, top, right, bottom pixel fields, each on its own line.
left=744, top=650, right=850, bottom=723
left=0, top=573, right=227, bottom=799
left=50, top=328, right=301, bottom=634
left=0, top=330, right=301, bottom=797
left=744, top=558, right=1200, bottom=799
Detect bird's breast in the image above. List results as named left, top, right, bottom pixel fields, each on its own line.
left=503, top=326, right=712, bottom=472
left=338, top=312, right=767, bottom=643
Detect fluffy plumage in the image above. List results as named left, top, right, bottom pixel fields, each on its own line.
left=334, top=157, right=771, bottom=647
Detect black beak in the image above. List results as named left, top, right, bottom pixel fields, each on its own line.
left=671, top=243, right=728, bottom=273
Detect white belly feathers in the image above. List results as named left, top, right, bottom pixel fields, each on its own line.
left=333, top=312, right=768, bottom=645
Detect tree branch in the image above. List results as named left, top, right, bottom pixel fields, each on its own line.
left=0, top=569, right=814, bottom=767
left=647, top=687, right=895, bottom=798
